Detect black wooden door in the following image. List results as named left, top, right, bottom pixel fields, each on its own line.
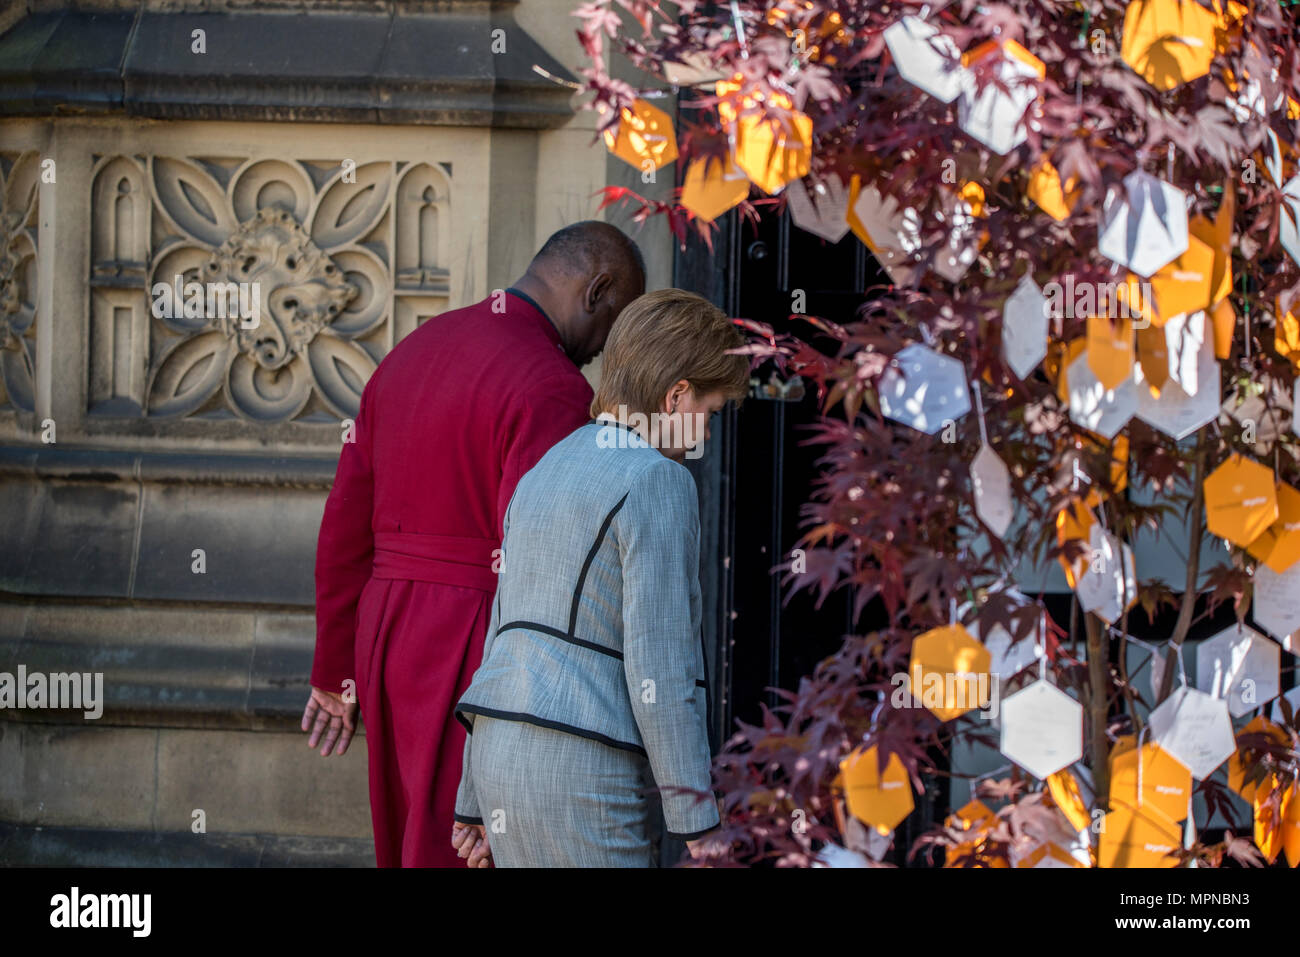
left=675, top=200, right=949, bottom=862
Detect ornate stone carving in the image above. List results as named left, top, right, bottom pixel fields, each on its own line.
left=0, top=151, right=38, bottom=413
left=202, top=208, right=356, bottom=370
left=89, top=155, right=451, bottom=425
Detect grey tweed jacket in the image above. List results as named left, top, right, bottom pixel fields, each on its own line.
left=452, top=416, right=720, bottom=840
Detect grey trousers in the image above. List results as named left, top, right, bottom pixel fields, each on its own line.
left=468, top=714, right=660, bottom=867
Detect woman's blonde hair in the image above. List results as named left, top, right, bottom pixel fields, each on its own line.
left=590, top=288, right=750, bottom=418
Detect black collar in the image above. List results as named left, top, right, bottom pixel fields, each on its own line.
left=505, top=286, right=560, bottom=339
left=592, top=417, right=639, bottom=434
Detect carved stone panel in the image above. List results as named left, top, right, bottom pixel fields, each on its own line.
left=89, top=155, right=451, bottom=426
left=0, top=151, right=39, bottom=414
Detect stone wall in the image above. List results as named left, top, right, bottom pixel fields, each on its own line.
left=0, top=0, right=675, bottom=865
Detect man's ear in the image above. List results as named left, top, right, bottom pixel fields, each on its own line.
left=584, top=272, right=614, bottom=314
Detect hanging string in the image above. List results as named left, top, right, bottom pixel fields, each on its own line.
left=973, top=762, right=1014, bottom=792
left=730, top=0, right=750, bottom=59
left=971, top=379, right=990, bottom=446
left=1135, top=724, right=1149, bottom=808
left=1243, top=272, right=1251, bottom=361
left=1038, top=613, right=1049, bottom=682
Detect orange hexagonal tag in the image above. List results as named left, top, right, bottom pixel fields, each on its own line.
left=943, top=799, right=1002, bottom=867
left=716, top=78, right=812, bottom=195
left=1147, top=234, right=1217, bottom=323
left=1046, top=338, right=1087, bottom=403
left=1204, top=454, right=1279, bottom=547
left=908, top=624, right=993, bottom=721
left=1137, top=324, right=1170, bottom=394
left=840, top=745, right=915, bottom=835
left=1284, top=782, right=1300, bottom=868
left=1082, top=434, right=1130, bottom=509
left=1098, top=798, right=1182, bottom=867
left=1056, top=500, right=1096, bottom=588
left=1277, top=303, right=1300, bottom=372
left=1244, top=483, right=1300, bottom=573
left=1017, top=842, right=1087, bottom=867
left=679, top=155, right=750, bottom=223
left=1046, top=769, right=1091, bottom=833
left=1027, top=157, right=1079, bottom=221
left=602, top=98, right=679, bottom=173
left=1110, top=742, right=1193, bottom=823
left=1086, top=315, right=1136, bottom=390
left=1188, top=212, right=1233, bottom=311
left=1253, top=772, right=1291, bottom=864
left=1211, top=298, right=1235, bottom=360
left=949, top=798, right=997, bottom=832
left=1121, top=0, right=1221, bottom=92
left=1227, top=716, right=1288, bottom=804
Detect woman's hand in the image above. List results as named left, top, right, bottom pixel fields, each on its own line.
left=451, top=822, right=493, bottom=868
left=685, top=830, right=725, bottom=862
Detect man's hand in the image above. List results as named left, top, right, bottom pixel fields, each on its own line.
left=301, top=686, right=358, bottom=756
left=451, top=822, right=492, bottom=868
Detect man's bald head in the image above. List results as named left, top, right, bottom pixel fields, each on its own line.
left=529, top=221, right=646, bottom=289
left=514, top=221, right=647, bottom=368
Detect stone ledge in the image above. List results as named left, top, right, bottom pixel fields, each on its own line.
left=0, top=443, right=338, bottom=488
left=1, top=721, right=372, bottom=837
left=0, top=600, right=348, bottom=729
left=0, top=822, right=375, bottom=866
left=0, top=3, right=579, bottom=128
left=0, top=451, right=328, bottom=605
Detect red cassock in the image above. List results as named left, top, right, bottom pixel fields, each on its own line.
left=312, top=290, right=594, bottom=867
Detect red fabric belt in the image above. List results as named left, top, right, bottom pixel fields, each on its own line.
left=371, top=531, right=500, bottom=593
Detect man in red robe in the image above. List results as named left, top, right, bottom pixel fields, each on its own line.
left=304, top=221, right=645, bottom=867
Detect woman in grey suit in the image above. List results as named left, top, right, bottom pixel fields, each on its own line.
left=448, top=288, right=748, bottom=867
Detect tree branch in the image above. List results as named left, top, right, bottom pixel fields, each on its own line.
left=1158, top=432, right=1207, bottom=704
left=1084, top=611, right=1111, bottom=810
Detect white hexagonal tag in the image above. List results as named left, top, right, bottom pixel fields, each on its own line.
left=971, top=443, right=1014, bottom=539
left=1252, top=561, right=1300, bottom=651
left=1194, top=625, right=1280, bottom=718
left=878, top=343, right=971, bottom=435
left=999, top=681, right=1083, bottom=780
left=1270, top=685, right=1300, bottom=723
left=1277, top=175, right=1300, bottom=267
left=933, top=198, right=980, bottom=283
left=1135, top=334, right=1220, bottom=440
left=963, top=588, right=1041, bottom=679
left=1075, top=525, right=1136, bottom=624
left=1294, top=377, right=1300, bottom=439
left=1265, top=129, right=1285, bottom=187
left=850, top=183, right=923, bottom=286
left=787, top=174, right=850, bottom=243
left=1163, top=310, right=1208, bottom=397
left=956, top=46, right=1041, bottom=155
left=1067, top=351, right=1138, bottom=438
left=883, top=16, right=965, bottom=103
left=1147, top=686, right=1236, bottom=779
left=1002, top=273, right=1049, bottom=379
left=1098, top=172, right=1189, bottom=278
